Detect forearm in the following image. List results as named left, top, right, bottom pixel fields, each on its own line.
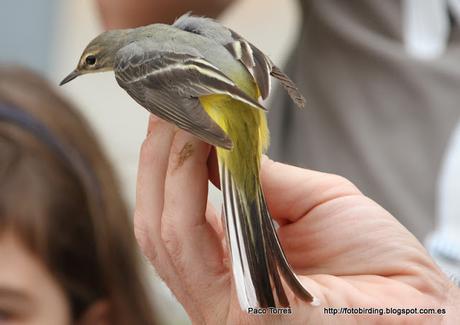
left=96, top=0, right=235, bottom=29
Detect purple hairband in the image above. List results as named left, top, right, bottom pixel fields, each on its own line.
left=0, top=103, right=102, bottom=206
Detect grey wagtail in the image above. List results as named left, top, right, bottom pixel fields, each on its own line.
left=60, top=13, right=316, bottom=310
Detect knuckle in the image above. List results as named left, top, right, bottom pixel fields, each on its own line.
left=133, top=211, right=161, bottom=265
left=326, top=174, right=361, bottom=195
left=133, top=225, right=145, bottom=248
left=145, top=245, right=160, bottom=267
left=133, top=214, right=147, bottom=247
left=160, top=215, right=183, bottom=262
left=133, top=225, right=155, bottom=262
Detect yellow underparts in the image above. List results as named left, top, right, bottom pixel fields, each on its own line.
left=199, top=94, right=269, bottom=200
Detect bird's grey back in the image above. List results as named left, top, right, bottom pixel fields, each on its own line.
left=122, top=23, right=249, bottom=84
left=173, top=13, right=234, bottom=44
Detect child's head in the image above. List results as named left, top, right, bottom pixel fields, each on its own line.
left=0, top=66, right=155, bottom=324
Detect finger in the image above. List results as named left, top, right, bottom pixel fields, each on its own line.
left=161, top=130, right=229, bottom=306
left=135, top=115, right=174, bottom=255
left=134, top=116, right=202, bottom=319
left=260, top=155, right=361, bottom=223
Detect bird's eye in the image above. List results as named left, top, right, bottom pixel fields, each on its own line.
left=85, top=55, right=96, bottom=65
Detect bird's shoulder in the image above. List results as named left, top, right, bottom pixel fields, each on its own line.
left=172, top=14, right=275, bottom=99
left=114, top=40, right=202, bottom=76
left=173, top=13, right=234, bottom=44
left=116, top=39, right=197, bottom=61
left=113, top=24, right=250, bottom=92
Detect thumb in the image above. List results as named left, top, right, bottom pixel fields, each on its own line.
left=260, top=155, right=361, bottom=223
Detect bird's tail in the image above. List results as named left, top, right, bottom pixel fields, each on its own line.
left=220, top=162, right=314, bottom=310
left=270, top=64, right=306, bottom=109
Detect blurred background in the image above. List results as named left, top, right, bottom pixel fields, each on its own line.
left=2, top=0, right=460, bottom=323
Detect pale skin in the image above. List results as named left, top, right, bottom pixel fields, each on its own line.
left=0, top=232, right=109, bottom=325
left=135, top=115, right=460, bottom=324
left=95, top=0, right=233, bottom=28
left=0, top=232, right=71, bottom=325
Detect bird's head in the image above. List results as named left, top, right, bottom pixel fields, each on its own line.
left=60, top=29, right=131, bottom=86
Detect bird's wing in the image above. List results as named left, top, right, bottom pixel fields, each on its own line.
left=173, top=13, right=305, bottom=107
left=114, top=43, right=266, bottom=149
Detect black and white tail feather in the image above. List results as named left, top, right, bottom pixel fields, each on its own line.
left=221, top=163, right=315, bottom=309
left=174, top=13, right=306, bottom=108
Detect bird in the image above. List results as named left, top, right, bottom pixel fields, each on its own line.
left=60, top=13, right=315, bottom=310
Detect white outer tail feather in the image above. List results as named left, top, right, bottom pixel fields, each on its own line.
left=222, top=166, right=258, bottom=310
left=219, top=161, right=316, bottom=311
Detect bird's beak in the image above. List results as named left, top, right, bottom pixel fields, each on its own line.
left=59, top=69, right=81, bottom=86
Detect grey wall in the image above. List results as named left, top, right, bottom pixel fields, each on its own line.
left=0, top=0, right=57, bottom=76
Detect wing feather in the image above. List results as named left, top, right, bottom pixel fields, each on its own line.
left=114, top=43, right=267, bottom=149
left=174, top=13, right=306, bottom=107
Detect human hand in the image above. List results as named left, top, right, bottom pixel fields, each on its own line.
left=134, top=116, right=459, bottom=324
